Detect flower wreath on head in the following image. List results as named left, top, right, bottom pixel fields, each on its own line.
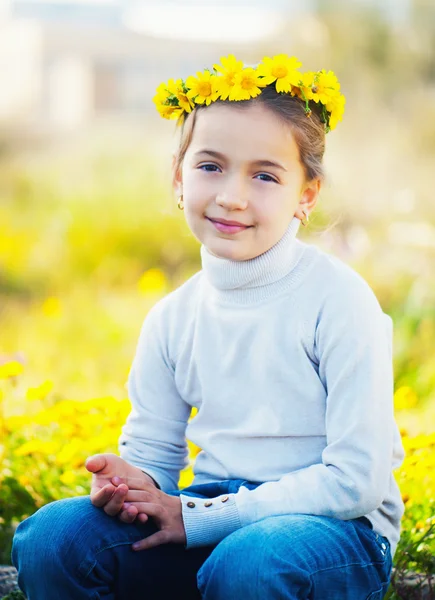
left=153, top=54, right=346, bottom=133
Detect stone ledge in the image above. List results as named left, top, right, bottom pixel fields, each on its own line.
left=1, top=564, right=433, bottom=599
left=0, top=566, right=19, bottom=597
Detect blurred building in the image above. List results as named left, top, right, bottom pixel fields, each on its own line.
left=0, top=0, right=410, bottom=135
left=0, top=0, right=289, bottom=134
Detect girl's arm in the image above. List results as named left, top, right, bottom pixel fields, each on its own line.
left=180, top=281, right=402, bottom=548
left=119, top=300, right=191, bottom=492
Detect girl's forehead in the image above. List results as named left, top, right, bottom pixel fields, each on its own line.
left=188, top=103, right=299, bottom=163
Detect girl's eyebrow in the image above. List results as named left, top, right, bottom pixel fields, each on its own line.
left=194, top=149, right=287, bottom=172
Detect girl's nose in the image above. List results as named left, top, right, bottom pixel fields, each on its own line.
left=215, top=179, right=248, bottom=210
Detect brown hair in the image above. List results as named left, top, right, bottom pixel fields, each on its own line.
left=173, top=84, right=326, bottom=183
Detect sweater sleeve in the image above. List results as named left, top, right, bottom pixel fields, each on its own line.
left=180, top=279, right=395, bottom=548
left=118, top=302, right=191, bottom=492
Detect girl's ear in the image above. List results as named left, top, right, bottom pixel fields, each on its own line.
left=295, top=178, right=321, bottom=221
left=172, top=154, right=183, bottom=196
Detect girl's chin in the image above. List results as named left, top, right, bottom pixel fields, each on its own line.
left=205, top=240, right=256, bottom=261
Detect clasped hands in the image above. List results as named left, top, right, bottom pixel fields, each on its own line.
left=85, top=453, right=186, bottom=551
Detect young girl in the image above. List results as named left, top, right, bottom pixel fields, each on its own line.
left=12, top=54, right=405, bottom=600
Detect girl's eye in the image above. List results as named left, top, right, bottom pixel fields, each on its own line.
left=199, top=164, right=221, bottom=172
left=255, top=173, right=278, bottom=183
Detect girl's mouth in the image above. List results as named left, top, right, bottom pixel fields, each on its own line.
left=207, top=218, right=252, bottom=235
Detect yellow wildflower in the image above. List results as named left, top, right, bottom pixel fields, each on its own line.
left=292, top=71, right=317, bottom=101
left=186, top=71, right=220, bottom=106
left=310, top=70, right=341, bottom=105
left=230, top=68, right=266, bottom=101
left=178, top=467, right=194, bottom=490
left=138, top=268, right=167, bottom=295
left=26, top=380, right=54, bottom=401
left=0, top=360, right=24, bottom=379
left=42, top=297, right=62, bottom=318
left=18, top=475, right=32, bottom=487
left=257, top=54, right=302, bottom=93
left=60, top=471, right=77, bottom=486
left=326, top=93, right=346, bottom=130
left=213, top=54, right=244, bottom=101
left=187, top=439, right=201, bottom=458
left=165, top=78, right=194, bottom=114
left=56, top=439, right=84, bottom=466
left=394, top=386, right=418, bottom=411
left=15, top=439, right=59, bottom=457
left=153, top=81, right=184, bottom=120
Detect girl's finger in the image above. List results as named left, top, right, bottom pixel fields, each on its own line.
left=103, top=484, right=129, bottom=516
left=126, top=502, right=164, bottom=519
left=124, top=490, right=156, bottom=503
left=90, top=483, right=116, bottom=507
left=132, top=530, right=170, bottom=551
left=137, top=513, right=149, bottom=524
left=111, top=475, right=154, bottom=490
left=119, top=506, right=138, bottom=523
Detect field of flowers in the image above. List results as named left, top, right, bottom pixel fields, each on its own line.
left=1, top=92, right=435, bottom=598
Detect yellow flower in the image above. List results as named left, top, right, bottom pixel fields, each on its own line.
left=187, top=439, right=201, bottom=458
left=326, top=93, right=346, bottom=130
left=56, top=439, right=84, bottom=466
left=60, top=471, right=77, bottom=486
left=292, top=71, right=317, bottom=101
left=42, top=296, right=62, bottom=318
left=18, top=475, right=32, bottom=487
left=178, top=467, right=194, bottom=490
left=153, top=81, right=184, bottom=120
left=186, top=71, right=220, bottom=106
left=0, top=360, right=24, bottom=379
left=257, top=54, right=302, bottom=93
left=26, top=380, right=54, bottom=401
left=157, top=103, right=184, bottom=120
left=394, top=386, right=418, bottom=411
left=15, top=440, right=59, bottom=457
left=137, top=268, right=167, bottom=295
left=310, top=70, right=341, bottom=105
left=229, top=68, right=266, bottom=101
left=165, top=78, right=194, bottom=114
left=213, top=54, right=244, bottom=101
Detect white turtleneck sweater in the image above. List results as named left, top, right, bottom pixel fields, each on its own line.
left=119, top=217, right=405, bottom=557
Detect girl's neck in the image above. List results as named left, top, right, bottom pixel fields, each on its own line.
left=200, top=216, right=307, bottom=304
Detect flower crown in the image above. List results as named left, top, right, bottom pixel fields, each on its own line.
left=153, top=54, right=345, bottom=133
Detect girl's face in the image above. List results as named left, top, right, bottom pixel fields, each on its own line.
left=174, top=102, right=319, bottom=261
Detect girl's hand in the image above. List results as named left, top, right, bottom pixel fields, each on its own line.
left=85, top=453, right=157, bottom=518
left=113, top=479, right=187, bottom=550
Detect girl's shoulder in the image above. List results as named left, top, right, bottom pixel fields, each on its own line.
left=141, top=270, right=203, bottom=328
left=299, top=240, right=386, bottom=314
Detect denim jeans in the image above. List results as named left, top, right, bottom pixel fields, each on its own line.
left=12, top=479, right=392, bottom=599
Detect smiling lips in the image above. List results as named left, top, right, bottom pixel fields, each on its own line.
left=207, top=217, right=252, bottom=234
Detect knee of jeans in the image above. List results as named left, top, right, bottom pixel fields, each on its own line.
left=12, top=496, right=101, bottom=573
left=197, top=521, right=312, bottom=598
left=197, top=524, right=281, bottom=593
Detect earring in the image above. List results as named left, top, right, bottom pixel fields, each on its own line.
left=301, top=209, right=310, bottom=227
left=177, top=195, right=184, bottom=210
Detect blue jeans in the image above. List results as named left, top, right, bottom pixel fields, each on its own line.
left=12, top=479, right=392, bottom=599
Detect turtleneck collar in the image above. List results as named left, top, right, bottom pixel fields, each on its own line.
left=200, top=216, right=308, bottom=304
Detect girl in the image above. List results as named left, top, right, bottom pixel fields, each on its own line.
left=12, top=54, right=405, bottom=600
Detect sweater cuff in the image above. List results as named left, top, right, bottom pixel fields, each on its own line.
left=180, top=493, right=242, bottom=548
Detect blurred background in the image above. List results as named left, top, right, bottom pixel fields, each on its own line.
left=2, top=0, right=435, bottom=413
left=0, top=0, right=435, bottom=580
